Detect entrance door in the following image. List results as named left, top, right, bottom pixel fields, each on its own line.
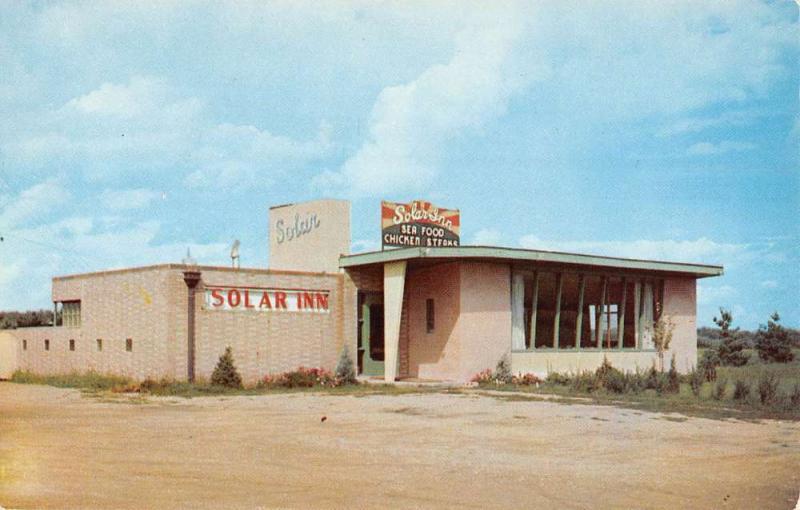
left=358, top=292, right=384, bottom=376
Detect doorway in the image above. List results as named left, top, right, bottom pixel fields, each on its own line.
left=358, top=292, right=384, bottom=376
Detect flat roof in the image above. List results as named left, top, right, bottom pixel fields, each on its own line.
left=339, top=246, right=724, bottom=278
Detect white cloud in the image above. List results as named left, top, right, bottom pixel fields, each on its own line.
left=0, top=217, right=228, bottom=310
left=99, top=188, right=161, bottom=211
left=518, top=235, right=748, bottom=266
left=0, top=178, right=71, bottom=228
left=314, top=3, right=548, bottom=196
left=3, top=76, right=330, bottom=187
left=687, top=140, right=757, bottom=156
left=697, top=284, right=737, bottom=306
left=760, top=280, right=779, bottom=289
left=471, top=228, right=503, bottom=246
left=65, top=76, right=169, bottom=118
left=185, top=121, right=333, bottom=189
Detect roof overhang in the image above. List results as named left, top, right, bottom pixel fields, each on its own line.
left=340, top=246, right=723, bottom=279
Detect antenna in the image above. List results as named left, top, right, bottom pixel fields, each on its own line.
left=230, top=239, right=240, bottom=269
left=182, top=247, right=197, bottom=266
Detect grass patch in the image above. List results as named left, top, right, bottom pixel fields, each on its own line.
left=11, top=370, right=134, bottom=392
left=9, top=369, right=442, bottom=399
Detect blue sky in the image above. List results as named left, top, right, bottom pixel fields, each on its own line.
left=0, top=0, right=797, bottom=328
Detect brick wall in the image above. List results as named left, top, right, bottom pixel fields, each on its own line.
left=15, top=264, right=354, bottom=384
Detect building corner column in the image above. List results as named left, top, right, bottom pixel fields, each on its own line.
left=383, top=260, right=406, bottom=383
left=183, top=270, right=202, bottom=382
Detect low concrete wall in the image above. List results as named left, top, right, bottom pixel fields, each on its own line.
left=0, top=330, right=19, bottom=379
left=511, top=350, right=659, bottom=377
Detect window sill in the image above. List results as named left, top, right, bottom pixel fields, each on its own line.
left=511, top=349, right=658, bottom=354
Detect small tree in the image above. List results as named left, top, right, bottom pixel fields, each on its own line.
left=652, top=310, right=675, bottom=372
left=755, top=312, right=794, bottom=363
left=699, top=349, right=719, bottom=382
left=494, top=354, right=512, bottom=384
left=335, top=345, right=357, bottom=385
left=665, top=353, right=680, bottom=393
left=211, top=346, right=243, bottom=388
left=714, top=308, right=748, bottom=367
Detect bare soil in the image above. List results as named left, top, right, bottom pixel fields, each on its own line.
left=1, top=383, right=798, bottom=509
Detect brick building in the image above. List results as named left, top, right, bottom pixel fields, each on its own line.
left=3, top=199, right=723, bottom=384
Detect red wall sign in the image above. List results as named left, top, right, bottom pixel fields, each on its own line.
left=204, top=286, right=330, bottom=313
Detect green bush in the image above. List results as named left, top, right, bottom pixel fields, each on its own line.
left=757, top=371, right=779, bottom=405
left=699, top=350, right=719, bottom=382
left=688, top=368, right=704, bottom=397
left=755, top=313, right=794, bottom=363
left=211, top=346, right=243, bottom=388
left=712, top=377, right=727, bottom=400
left=732, top=379, right=750, bottom=401
left=334, top=345, right=357, bottom=385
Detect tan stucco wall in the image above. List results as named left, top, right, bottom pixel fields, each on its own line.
left=268, top=199, right=350, bottom=273
left=0, top=330, right=18, bottom=379
left=16, top=265, right=352, bottom=384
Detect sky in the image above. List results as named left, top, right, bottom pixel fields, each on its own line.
left=0, top=0, right=797, bottom=329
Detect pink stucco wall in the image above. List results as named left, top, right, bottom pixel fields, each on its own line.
left=404, top=262, right=511, bottom=382
left=456, top=262, right=511, bottom=381
left=405, top=263, right=461, bottom=380
left=662, top=277, right=697, bottom=373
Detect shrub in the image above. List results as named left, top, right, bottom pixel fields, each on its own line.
left=645, top=362, right=660, bottom=390
left=211, top=346, right=243, bottom=388
left=665, top=354, right=680, bottom=394
left=594, top=357, right=626, bottom=394
left=790, top=383, right=800, bottom=408
left=261, top=367, right=337, bottom=388
left=626, top=370, right=647, bottom=394
left=470, top=369, right=494, bottom=385
left=545, top=372, right=571, bottom=386
left=699, top=350, right=719, bottom=382
left=755, top=313, right=794, bottom=363
left=712, top=377, right=727, bottom=400
left=757, top=372, right=779, bottom=405
left=512, top=373, right=542, bottom=386
left=688, top=368, right=704, bottom=397
left=732, top=380, right=751, bottom=401
left=494, top=355, right=512, bottom=384
left=334, top=345, right=357, bottom=385
left=714, top=309, right=749, bottom=367
left=571, top=370, right=597, bottom=393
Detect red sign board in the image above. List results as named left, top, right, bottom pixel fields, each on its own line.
left=381, top=200, right=460, bottom=249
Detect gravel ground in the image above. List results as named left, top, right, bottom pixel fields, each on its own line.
left=1, top=383, right=798, bottom=509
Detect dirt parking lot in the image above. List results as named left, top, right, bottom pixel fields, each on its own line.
left=0, top=383, right=798, bottom=509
